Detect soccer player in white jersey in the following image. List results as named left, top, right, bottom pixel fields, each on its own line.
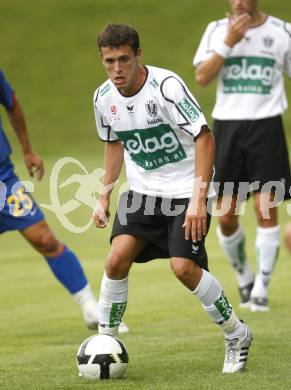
left=93, top=23, right=252, bottom=373
left=193, top=0, right=291, bottom=312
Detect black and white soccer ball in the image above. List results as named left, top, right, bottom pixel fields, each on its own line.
left=76, top=334, right=129, bottom=380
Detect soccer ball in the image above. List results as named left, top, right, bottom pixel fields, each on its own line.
left=76, top=334, right=129, bottom=380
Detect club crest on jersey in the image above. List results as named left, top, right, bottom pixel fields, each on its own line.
left=145, top=100, right=158, bottom=117
left=263, top=36, right=274, bottom=48
left=145, top=100, right=162, bottom=125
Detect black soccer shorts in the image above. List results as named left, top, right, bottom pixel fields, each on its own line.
left=213, top=115, right=291, bottom=199
left=110, top=190, right=211, bottom=270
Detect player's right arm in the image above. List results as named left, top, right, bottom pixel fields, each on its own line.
left=194, top=14, right=251, bottom=86
left=94, top=141, right=124, bottom=228
left=0, top=70, right=44, bottom=180
left=93, top=87, right=123, bottom=228
left=6, top=96, right=44, bottom=180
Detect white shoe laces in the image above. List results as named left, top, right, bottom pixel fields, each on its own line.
left=225, top=338, right=240, bottom=366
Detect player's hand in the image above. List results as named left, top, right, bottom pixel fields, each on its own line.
left=225, top=12, right=251, bottom=47
left=183, top=199, right=207, bottom=243
left=24, top=151, right=44, bottom=181
left=93, top=197, right=110, bottom=228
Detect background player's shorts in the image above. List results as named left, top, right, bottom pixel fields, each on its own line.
left=213, top=115, right=291, bottom=199
left=0, top=170, right=44, bottom=233
left=111, top=190, right=211, bottom=270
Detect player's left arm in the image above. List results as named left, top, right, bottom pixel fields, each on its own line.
left=184, top=127, right=215, bottom=242
left=6, top=96, right=44, bottom=180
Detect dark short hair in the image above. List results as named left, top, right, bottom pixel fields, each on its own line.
left=97, top=23, right=140, bottom=54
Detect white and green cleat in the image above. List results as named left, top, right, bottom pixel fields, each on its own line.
left=222, top=325, right=253, bottom=374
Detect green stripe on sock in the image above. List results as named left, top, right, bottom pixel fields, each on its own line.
left=214, top=291, right=232, bottom=321
left=109, top=302, right=127, bottom=327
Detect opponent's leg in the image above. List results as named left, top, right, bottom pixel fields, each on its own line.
left=97, top=234, right=146, bottom=336
left=216, top=195, right=254, bottom=307
left=171, top=258, right=252, bottom=373
left=251, top=192, right=279, bottom=311
left=21, top=220, right=98, bottom=329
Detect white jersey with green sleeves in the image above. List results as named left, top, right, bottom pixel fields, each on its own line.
left=193, top=16, right=291, bottom=120
left=94, top=65, right=215, bottom=198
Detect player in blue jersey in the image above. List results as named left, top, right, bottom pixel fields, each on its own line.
left=0, top=69, right=129, bottom=332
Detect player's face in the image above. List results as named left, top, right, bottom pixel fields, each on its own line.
left=228, top=0, right=258, bottom=16
left=100, top=45, right=142, bottom=95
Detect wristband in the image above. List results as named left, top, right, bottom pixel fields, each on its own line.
left=214, top=41, right=232, bottom=59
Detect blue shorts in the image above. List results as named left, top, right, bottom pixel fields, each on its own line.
left=0, top=170, right=44, bottom=234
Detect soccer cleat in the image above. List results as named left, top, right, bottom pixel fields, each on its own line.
left=118, top=321, right=130, bottom=334
left=250, top=297, right=270, bottom=312
left=98, top=322, right=129, bottom=336
left=98, top=324, right=119, bottom=337
left=239, top=281, right=254, bottom=308
left=81, top=300, right=129, bottom=333
left=222, top=325, right=253, bottom=374
left=82, top=299, right=99, bottom=330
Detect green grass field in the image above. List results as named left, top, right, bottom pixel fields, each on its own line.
left=1, top=1, right=291, bottom=389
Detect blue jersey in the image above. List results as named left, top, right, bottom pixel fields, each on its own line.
left=0, top=70, right=14, bottom=179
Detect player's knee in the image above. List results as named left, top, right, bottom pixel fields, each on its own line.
left=35, top=230, right=60, bottom=256
left=105, top=253, right=130, bottom=279
left=219, top=213, right=236, bottom=227
left=218, top=213, right=238, bottom=235
left=255, top=207, right=276, bottom=226
left=171, top=260, right=194, bottom=281
left=255, top=207, right=265, bottom=224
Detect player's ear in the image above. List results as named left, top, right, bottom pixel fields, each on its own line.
left=136, top=48, right=142, bottom=62
left=99, top=47, right=105, bottom=62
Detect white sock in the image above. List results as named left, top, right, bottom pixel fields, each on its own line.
left=74, top=283, right=97, bottom=307
left=97, top=272, right=128, bottom=334
left=216, top=225, right=254, bottom=287
left=74, top=284, right=98, bottom=324
left=251, top=226, right=280, bottom=299
left=193, top=270, right=243, bottom=338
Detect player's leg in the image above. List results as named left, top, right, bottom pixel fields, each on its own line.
left=213, top=119, right=254, bottom=307
left=216, top=194, right=254, bottom=307
left=20, top=220, right=100, bottom=329
left=170, top=258, right=252, bottom=373
left=97, top=234, right=146, bottom=336
left=250, top=191, right=279, bottom=312
left=169, top=204, right=252, bottom=373
left=244, top=116, right=291, bottom=311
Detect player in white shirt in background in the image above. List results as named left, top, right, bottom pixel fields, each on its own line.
left=193, top=0, right=291, bottom=312
left=93, top=23, right=252, bottom=373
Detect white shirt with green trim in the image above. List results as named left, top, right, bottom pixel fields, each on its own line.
left=94, top=65, right=215, bottom=198
left=193, top=16, right=291, bottom=120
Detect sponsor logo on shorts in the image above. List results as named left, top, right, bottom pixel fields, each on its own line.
left=191, top=244, right=199, bottom=254
left=115, top=124, right=186, bottom=170
left=178, top=97, right=200, bottom=123
left=222, top=56, right=275, bottom=94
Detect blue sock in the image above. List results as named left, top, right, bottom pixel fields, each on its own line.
left=45, top=245, right=87, bottom=294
